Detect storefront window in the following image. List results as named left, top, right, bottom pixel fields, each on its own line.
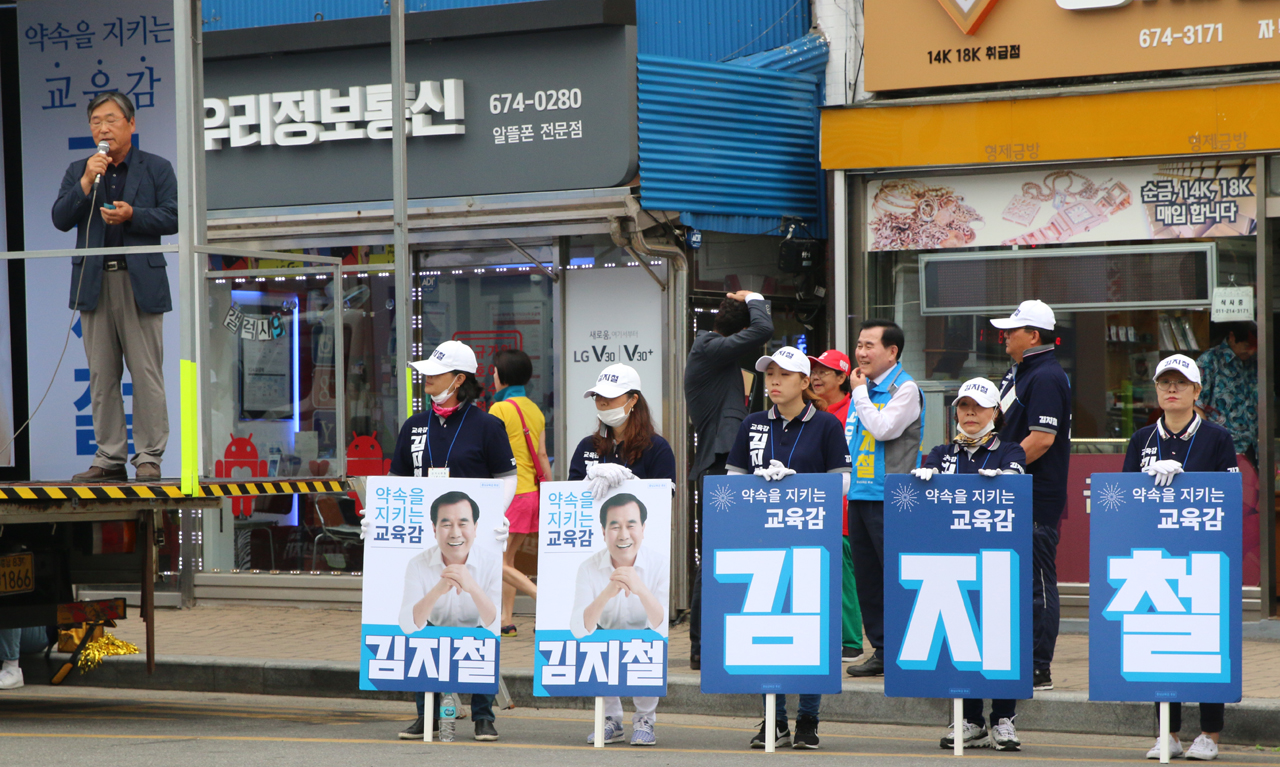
left=857, top=162, right=1261, bottom=588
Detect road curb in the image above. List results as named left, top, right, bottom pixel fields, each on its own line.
left=20, top=653, right=1280, bottom=747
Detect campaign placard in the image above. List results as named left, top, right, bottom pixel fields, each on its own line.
left=883, top=474, right=1034, bottom=700
left=700, top=473, right=843, bottom=695
left=1089, top=472, right=1243, bottom=704
left=359, top=477, right=504, bottom=694
left=534, top=480, right=672, bottom=697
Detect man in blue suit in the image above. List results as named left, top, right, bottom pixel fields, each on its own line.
left=52, top=92, right=178, bottom=483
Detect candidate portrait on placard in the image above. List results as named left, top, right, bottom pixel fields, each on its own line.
left=398, top=490, right=502, bottom=635
left=569, top=492, right=669, bottom=639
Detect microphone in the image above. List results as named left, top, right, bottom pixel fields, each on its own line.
left=92, top=140, right=109, bottom=187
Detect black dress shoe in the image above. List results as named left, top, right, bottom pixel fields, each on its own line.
left=689, top=654, right=700, bottom=671
left=846, top=654, right=885, bottom=677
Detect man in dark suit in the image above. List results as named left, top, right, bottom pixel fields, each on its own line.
left=52, top=92, right=178, bottom=482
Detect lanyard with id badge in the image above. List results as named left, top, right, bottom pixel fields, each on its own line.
left=426, top=407, right=470, bottom=478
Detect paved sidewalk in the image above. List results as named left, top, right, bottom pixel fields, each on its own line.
left=107, top=604, right=1280, bottom=698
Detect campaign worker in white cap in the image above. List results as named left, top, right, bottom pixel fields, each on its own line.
left=365, top=339, right=519, bottom=743
left=1122, top=355, right=1238, bottom=761
left=912, top=377, right=1028, bottom=752
left=990, top=300, right=1072, bottom=693
left=725, top=347, right=852, bottom=751
left=567, top=363, right=675, bottom=747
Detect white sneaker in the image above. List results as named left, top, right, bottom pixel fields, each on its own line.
left=0, top=666, right=23, bottom=690
left=1145, top=737, right=1185, bottom=759
left=1185, top=735, right=1218, bottom=761
left=586, top=716, right=625, bottom=745
left=988, top=718, right=1021, bottom=751
left=940, top=720, right=988, bottom=749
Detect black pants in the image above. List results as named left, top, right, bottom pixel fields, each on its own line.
left=963, top=699, right=1016, bottom=729
left=1161, top=702, right=1225, bottom=735
left=1032, top=521, right=1061, bottom=671
left=689, top=452, right=729, bottom=657
left=848, top=500, right=886, bottom=658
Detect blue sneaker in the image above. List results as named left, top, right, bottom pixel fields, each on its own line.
left=631, top=718, right=657, bottom=746
left=587, top=716, right=625, bottom=745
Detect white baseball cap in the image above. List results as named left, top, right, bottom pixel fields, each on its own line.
left=990, top=299, right=1056, bottom=331
left=755, top=346, right=811, bottom=376
left=410, top=340, right=478, bottom=377
left=955, top=378, right=1000, bottom=408
left=1153, top=354, right=1202, bottom=385
left=584, top=364, right=642, bottom=399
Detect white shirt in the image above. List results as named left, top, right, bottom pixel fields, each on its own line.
left=851, top=366, right=922, bottom=441
left=569, top=545, right=669, bottom=639
left=398, top=544, right=501, bottom=635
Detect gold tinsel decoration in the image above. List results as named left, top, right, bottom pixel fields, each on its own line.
left=77, top=633, right=140, bottom=673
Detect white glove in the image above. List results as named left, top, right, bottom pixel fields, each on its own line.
left=1146, top=459, right=1184, bottom=487
left=359, top=513, right=372, bottom=540
left=586, top=462, right=636, bottom=501
left=978, top=469, right=1001, bottom=478
left=910, top=467, right=937, bottom=481
left=753, top=459, right=796, bottom=482
left=494, top=515, right=510, bottom=553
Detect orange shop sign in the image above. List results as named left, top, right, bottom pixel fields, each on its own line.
left=867, top=0, right=1280, bottom=92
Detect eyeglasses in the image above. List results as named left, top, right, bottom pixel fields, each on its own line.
left=810, top=368, right=839, bottom=378
left=1155, top=380, right=1195, bottom=392
left=90, top=116, right=124, bottom=128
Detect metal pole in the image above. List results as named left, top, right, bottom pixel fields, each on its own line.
left=192, top=0, right=209, bottom=483
left=670, top=254, right=689, bottom=612
left=833, top=170, right=849, bottom=353
left=391, top=0, right=412, bottom=424
left=174, top=0, right=199, bottom=492
left=1256, top=155, right=1276, bottom=617
left=764, top=694, right=776, bottom=753
left=850, top=174, right=867, bottom=329
left=334, top=262, right=347, bottom=478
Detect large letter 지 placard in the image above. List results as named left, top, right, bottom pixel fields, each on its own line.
left=700, top=473, right=843, bottom=695
left=534, top=480, right=672, bottom=697
left=883, top=473, right=1033, bottom=701
left=359, top=477, right=505, bottom=694
left=1089, top=472, right=1243, bottom=704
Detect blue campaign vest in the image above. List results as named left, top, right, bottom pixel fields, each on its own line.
left=844, top=364, right=924, bottom=501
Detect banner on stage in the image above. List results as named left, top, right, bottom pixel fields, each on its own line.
left=359, top=477, right=504, bottom=694
left=533, top=480, right=671, bottom=697
left=700, top=473, right=843, bottom=695
left=883, top=473, right=1034, bottom=700
left=1089, top=472, right=1243, bottom=704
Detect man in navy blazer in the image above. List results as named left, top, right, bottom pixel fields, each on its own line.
left=52, top=92, right=178, bottom=483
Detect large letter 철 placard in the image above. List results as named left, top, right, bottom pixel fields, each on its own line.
left=1089, top=472, right=1243, bottom=704
left=700, top=473, right=843, bottom=695
left=884, top=473, right=1033, bottom=701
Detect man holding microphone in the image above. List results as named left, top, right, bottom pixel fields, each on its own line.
left=52, top=92, right=178, bottom=483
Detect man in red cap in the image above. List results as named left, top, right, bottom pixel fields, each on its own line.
left=808, top=349, right=863, bottom=661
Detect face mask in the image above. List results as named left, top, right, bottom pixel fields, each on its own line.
left=597, top=405, right=630, bottom=429
left=430, top=376, right=462, bottom=406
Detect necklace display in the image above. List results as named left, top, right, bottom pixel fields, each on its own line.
left=1001, top=170, right=1132, bottom=246
left=870, top=179, right=985, bottom=250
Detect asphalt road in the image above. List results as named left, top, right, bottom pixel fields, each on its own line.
left=3, top=686, right=1280, bottom=767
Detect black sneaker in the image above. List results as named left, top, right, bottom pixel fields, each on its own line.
left=750, top=720, right=791, bottom=749
left=1033, top=668, right=1053, bottom=691
left=846, top=654, right=884, bottom=677
left=398, top=716, right=425, bottom=740
left=841, top=646, right=863, bottom=661
left=689, top=654, right=700, bottom=671
left=474, top=719, right=499, bottom=741
left=792, top=715, right=820, bottom=749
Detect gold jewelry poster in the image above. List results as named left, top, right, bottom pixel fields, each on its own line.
left=867, top=160, right=1256, bottom=252
left=867, top=0, right=1280, bottom=92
